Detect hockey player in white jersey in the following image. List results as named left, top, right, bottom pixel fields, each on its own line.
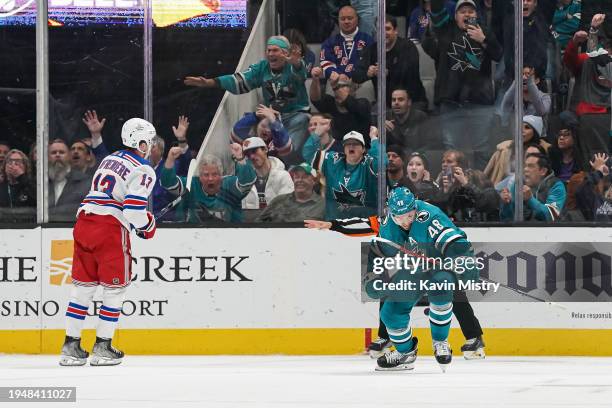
left=60, top=118, right=158, bottom=366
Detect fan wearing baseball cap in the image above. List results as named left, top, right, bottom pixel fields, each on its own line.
left=241, top=136, right=295, bottom=221
left=319, top=129, right=386, bottom=220
left=257, top=163, right=325, bottom=222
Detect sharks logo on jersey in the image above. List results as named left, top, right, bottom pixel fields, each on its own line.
left=448, top=36, right=483, bottom=72
left=416, top=210, right=430, bottom=223
left=333, top=184, right=366, bottom=208
left=263, top=80, right=297, bottom=111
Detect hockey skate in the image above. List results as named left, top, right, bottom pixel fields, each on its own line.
left=461, top=336, right=485, bottom=360
left=59, top=336, right=89, bottom=366
left=433, top=340, right=452, bottom=372
left=368, top=337, right=392, bottom=359
left=90, top=337, right=124, bottom=366
left=375, top=338, right=418, bottom=371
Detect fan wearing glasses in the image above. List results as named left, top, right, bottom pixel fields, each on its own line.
left=0, top=149, right=36, bottom=210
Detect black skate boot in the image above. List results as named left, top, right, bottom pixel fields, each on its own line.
left=433, top=340, right=452, bottom=372
left=90, top=337, right=124, bottom=366
left=375, top=337, right=418, bottom=371
left=59, top=336, right=89, bottom=366
left=461, top=336, right=485, bottom=360
left=368, top=337, right=392, bottom=359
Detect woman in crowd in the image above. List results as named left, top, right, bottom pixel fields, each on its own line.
left=548, top=124, right=583, bottom=184
left=405, top=151, right=439, bottom=202
left=436, top=150, right=500, bottom=222
left=484, top=115, right=551, bottom=186
left=0, top=149, right=36, bottom=222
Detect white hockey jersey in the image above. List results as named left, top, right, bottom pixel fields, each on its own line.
left=78, top=150, right=157, bottom=231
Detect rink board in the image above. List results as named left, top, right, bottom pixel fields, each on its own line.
left=2, top=328, right=612, bottom=356
left=0, top=227, right=611, bottom=355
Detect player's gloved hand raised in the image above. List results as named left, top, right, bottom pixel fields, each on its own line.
left=135, top=211, right=156, bottom=240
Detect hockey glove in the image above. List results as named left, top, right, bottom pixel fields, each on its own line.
left=445, top=241, right=480, bottom=284
left=452, top=256, right=480, bottom=284
left=135, top=211, right=156, bottom=239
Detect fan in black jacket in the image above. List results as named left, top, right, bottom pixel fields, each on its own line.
left=353, top=14, right=428, bottom=110
left=422, top=0, right=503, bottom=170
left=502, top=0, right=550, bottom=81
left=576, top=153, right=612, bottom=221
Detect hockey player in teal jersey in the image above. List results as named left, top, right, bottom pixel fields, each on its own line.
left=305, top=187, right=479, bottom=371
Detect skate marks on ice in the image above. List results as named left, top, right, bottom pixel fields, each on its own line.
left=0, top=355, right=611, bottom=408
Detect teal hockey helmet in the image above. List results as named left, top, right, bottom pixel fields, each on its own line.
left=387, top=187, right=416, bottom=216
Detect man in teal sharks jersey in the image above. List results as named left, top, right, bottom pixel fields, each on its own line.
left=184, top=35, right=311, bottom=150
left=161, top=144, right=256, bottom=223
left=320, top=130, right=386, bottom=220
left=306, top=187, right=480, bottom=371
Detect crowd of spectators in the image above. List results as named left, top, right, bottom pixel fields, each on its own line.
left=4, top=0, right=612, bottom=224
left=0, top=110, right=195, bottom=223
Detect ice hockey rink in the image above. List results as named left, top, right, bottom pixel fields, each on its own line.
left=2, top=354, right=612, bottom=408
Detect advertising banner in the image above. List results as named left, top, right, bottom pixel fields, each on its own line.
left=0, top=228, right=41, bottom=331
left=38, top=228, right=379, bottom=330
left=0, top=227, right=608, bottom=332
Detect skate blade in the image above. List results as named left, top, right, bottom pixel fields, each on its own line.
left=438, top=363, right=451, bottom=373
left=463, top=348, right=485, bottom=360
left=90, top=356, right=122, bottom=366
left=375, top=363, right=415, bottom=371
left=59, top=355, right=87, bottom=366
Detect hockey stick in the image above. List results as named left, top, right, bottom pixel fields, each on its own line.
left=370, top=236, right=567, bottom=309
left=155, top=159, right=197, bottom=220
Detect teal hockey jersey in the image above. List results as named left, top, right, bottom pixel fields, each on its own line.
left=322, top=139, right=386, bottom=220
left=160, top=162, right=256, bottom=223
left=330, top=200, right=478, bottom=289
left=216, top=59, right=310, bottom=114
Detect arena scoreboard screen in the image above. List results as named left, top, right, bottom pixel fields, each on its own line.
left=0, top=0, right=247, bottom=28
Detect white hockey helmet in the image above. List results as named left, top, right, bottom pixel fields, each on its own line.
left=121, top=118, right=156, bottom=158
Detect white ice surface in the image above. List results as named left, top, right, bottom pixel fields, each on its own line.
left=1, top=355, right=611, bottom=408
